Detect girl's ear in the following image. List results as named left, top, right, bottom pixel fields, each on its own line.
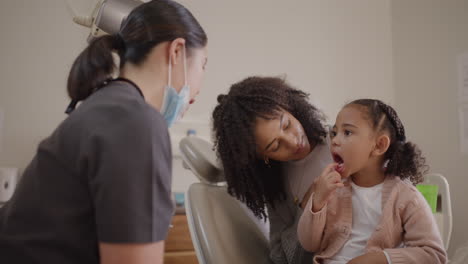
left=372, top=134, right=390, bottom=157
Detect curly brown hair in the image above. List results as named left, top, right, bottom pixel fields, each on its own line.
left=212, top=76, right=327, bottom=219
left=347, top=99, right=428, bottom=184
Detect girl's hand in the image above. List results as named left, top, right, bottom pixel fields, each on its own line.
left=312, top=163, right=344, bottom=212
left=347, top=252, right=388, bottom=264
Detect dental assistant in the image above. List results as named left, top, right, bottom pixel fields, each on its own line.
left=0, top=1, right=208, bottom=264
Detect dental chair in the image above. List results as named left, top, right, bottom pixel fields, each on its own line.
left=422, top=173, right=453, bottom=250
left=179, top=136, right=272, bottom=264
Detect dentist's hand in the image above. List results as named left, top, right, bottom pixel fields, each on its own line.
left=312, top=163, right=344, bottom=212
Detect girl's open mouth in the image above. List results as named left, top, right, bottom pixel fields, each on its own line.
left=332, top=153, right=345, bottom=173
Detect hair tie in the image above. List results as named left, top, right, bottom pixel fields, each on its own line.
left=113, top=33, right=126, bottom=52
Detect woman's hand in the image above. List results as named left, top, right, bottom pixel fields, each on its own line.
left=347, top=252, right=388, bottom=264
left=312, top=163, right=344, bottom=212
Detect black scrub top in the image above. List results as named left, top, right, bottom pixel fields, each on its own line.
left=0, top=80, right=174, bottom=264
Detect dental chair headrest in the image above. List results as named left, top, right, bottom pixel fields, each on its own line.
left=179, top=136, right=225, bottom=184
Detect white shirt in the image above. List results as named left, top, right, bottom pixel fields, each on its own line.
left=325, top=180, right=385, bottom=264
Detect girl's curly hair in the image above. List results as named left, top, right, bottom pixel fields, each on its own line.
left=212, top=76, right=327, bottom=219
left=347, top=99, right=428, bottom=184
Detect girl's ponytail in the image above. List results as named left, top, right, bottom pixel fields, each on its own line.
left=386, top=140, right=427, bottom=185
left=376, top=101, right=428, bottom=184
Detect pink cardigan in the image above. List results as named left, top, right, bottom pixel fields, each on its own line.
left=297, top=176, right=447, bottom=264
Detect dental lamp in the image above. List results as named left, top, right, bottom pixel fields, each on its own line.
left=66, top=0, right=143, bottom=42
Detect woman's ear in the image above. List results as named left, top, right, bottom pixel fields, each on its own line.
left=372, top=134, right=390, bottom=157
left=168, top=38, right=186, bottom=66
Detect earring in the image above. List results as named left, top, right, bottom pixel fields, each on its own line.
left=264, top=157, right=271, bottom=168
left=383, top=159, right=390, bottom=172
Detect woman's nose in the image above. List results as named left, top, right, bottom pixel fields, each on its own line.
left=281, top=132, right=298, bottom=149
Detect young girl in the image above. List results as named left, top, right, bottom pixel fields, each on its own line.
left=297, top=99, right=447, bottom=264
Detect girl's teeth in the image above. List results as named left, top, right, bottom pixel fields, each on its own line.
left=335, top=163, right=344, bottom=173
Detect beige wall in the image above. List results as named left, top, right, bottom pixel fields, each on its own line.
left=392, top=0, right=468, bottom=255
left=177, top=0, right=394, bottom=123
left=0, top=0, right=394, bottom=192
left=0, top=0, right=88, bottom=168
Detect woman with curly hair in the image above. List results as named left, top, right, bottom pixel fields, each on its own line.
left=212, top=76, right=333, bottom=264
left=298, top=99, right=447, bottom=264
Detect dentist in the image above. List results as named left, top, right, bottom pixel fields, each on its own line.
left=0, top=1, right=207, bottom=264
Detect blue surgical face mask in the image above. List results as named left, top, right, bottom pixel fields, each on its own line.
left=160, top=47, right=190, bottom=127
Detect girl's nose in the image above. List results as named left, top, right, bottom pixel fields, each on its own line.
left=331, top=134, right=340, bottom=146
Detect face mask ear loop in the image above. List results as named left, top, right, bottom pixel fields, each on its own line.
left=168, top=53, right=172, bottom=87
left=183, top=46, right=187, bottom=87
